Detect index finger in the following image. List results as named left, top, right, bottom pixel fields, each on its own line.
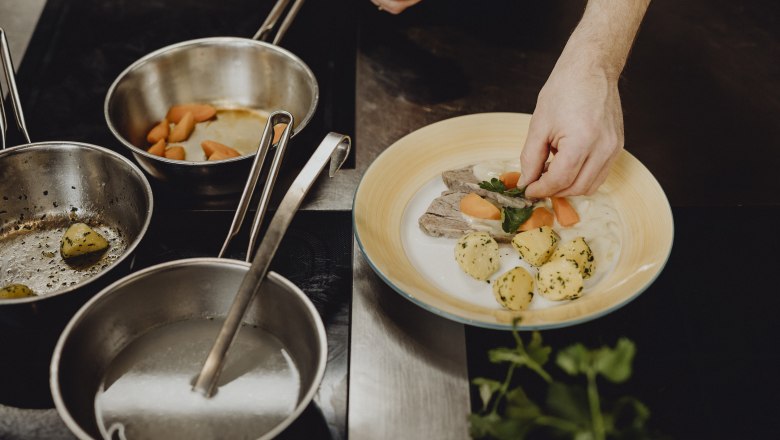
left=524, top=141, right=586, bottom=198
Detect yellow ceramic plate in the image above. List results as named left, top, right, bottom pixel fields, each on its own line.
left=353, top=113, right=673, bottom=330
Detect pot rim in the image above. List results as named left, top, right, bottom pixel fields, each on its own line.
left=0, top=141, right=154, bottom=305
left=50, top=256, right=328, bottom=440
left=103, top=36, right=320, bottom=168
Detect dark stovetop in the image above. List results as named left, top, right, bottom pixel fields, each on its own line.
left=1, top=0, right=356, bottom=439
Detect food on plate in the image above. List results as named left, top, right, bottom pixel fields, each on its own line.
left=511, top=226, right=559, bottom=267
left=164, top=146, right=186, bottom=160
left=518, top=206, right=554, bottom=232
left=147, top=139, right=166, bottom=157
left=146, top=118, right=169, bottom=143
left=499, top=171, right=521, bottom=189
left=460, top=193, right=501, bottom=220
left=0, top=284, right=35, bottom=299
left=60, top=223, right=109, bottom=259
left=454, top=231, right=500, bottom=281
left=169, top=111, right=196, bottom=143
left=550, top=237, right=595, bottom=279
left=166, top=103, right=217, bottom=123
left=202, top=140, right=241, bottom=160
left=492, top=267, right=534, bottom=311
left=536, top=258, right=584, bottom=300
left=551, top=197, right=580, bottom=227
left=443, top=166, right=530, bottom=209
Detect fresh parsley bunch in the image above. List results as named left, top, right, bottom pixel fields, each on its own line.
left=470, top=324, right=656, bottom=440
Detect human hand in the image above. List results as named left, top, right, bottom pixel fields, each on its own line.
left=519, top=56, right=625, bottom=198
left=370, top=0, right=423, bottom=15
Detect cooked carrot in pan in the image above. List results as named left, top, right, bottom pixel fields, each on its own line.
left=146, top=118, right=169, bottom=143
left=164, top=146, right=186, bottom=160
left=499, top=171, right=521, bottom=189
left=166, top=104, right=217, bottom=123
left=201, top=140, right=241, bottom=159
left=147, top=139, right=166, bottom=156
left=169, top=112, right=196, bottom=143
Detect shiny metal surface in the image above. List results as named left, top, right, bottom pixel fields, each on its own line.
left=218, top=111, right=294, bottom=259
left=347, top=47, right=470, bottom=438
left=0, top=28, right=31, bottom=148
left=51, top=260, right=327, bottom=440
left=104, top=36, right=319, bottom=195
left=254, top=0, right=305, bottom=45
left=195, top=132, right=350, bottom=396
left=0, top=142, right=153, bottom=304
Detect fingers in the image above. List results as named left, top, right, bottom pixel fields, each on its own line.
left=519, top=116, right=551, bottom=189
left=373, top=0, right=423, bottom=14
left=524, top=137, right=587, bottom=198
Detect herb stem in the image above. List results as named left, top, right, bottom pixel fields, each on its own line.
left=586, top=369, right=606, bottom=440
left=490, top=363, right=517, bottom=415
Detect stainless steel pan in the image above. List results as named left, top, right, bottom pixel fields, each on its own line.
left=104, top=0, right=317, bottom=196
left=52, top=116, right=350, bottom=438
left=0, top=27, right=153, bottom=405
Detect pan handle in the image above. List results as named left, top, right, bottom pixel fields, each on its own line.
left=0, top=28, right=31, bottom=150
left=217, top=111, right=294, bottom=259
left=193, top=131, right=351, bottom=398
left=252, top=0, right=305, bottom=45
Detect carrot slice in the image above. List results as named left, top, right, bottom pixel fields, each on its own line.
left=201, top=140, right=241, bottom=159
left=499, top=171, right=521, bottom=189
left=169, top=111, right=196, bottom=143
left=147, top=139, right=166, bottom=157
left=518, top=207, right=554, bottom=232
left=460, top=193, right=501, bottom=220
left=146, top=118, right=170, bottom=143
left=208, top=151, right=232, bottom=161
left=166, top=104, right=217, bottom=123
left=273, top=123, right=287, bottom=144
left=551, top=197, right=580, bottom=227
left=164, top=146, right=186, bottom=160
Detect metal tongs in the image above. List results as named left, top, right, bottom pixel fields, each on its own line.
left=0, top=27, right=32, bottom=149
left=193, top=110, right=350, bottom=397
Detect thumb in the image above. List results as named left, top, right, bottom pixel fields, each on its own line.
left=519, top=119, right=550, bottom=188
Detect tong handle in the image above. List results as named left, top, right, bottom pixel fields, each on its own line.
left=0, top=28, right=31, bottom=149
left=218, top=111, right=293, bottom=259
left=193, top=132, right=351, bottom=397
left=252, top=0, right=305, bottom=45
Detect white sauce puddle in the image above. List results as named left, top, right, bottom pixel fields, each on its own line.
left=402, top=165, right=622, bottom=311
left=95, top=319, right=300, bottom=440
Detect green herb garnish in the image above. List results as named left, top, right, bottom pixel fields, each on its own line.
left=501, top=206, right=533, bottom=233
left=469, top=321, right=653, bottom=440
left=479, top=178, right=526, bottom=198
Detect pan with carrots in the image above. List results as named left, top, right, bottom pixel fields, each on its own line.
left=104, top=0, right=318, bottom=196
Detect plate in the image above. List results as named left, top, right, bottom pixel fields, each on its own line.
left=353, top=113, right=673, bottom=330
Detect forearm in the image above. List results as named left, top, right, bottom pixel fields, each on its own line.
left=559, top=0, right=650, bottom=81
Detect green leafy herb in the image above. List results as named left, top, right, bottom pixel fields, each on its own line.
left=479, top=178, right=526, bottom=198
left=469, top=321, right=655, bottom=440
left=501, top=206, right=534, bottom=233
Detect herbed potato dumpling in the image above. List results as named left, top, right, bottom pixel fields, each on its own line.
left=493, top=267, right=534, bottom=311
left=511, top=226, right=560, bottom=267
left=454, top=231, right=500, bottom=281
left=0, top=284, right=35, bottom=299
left=550, top=236, right=596, bottom=279
left=536, top=259, right=584, bottom=301
left=60, top=223, right=109, bottom=259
